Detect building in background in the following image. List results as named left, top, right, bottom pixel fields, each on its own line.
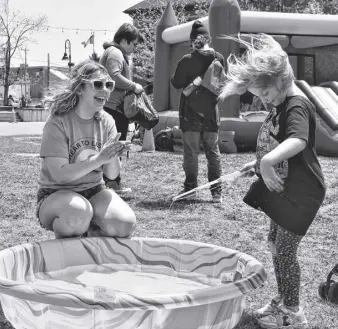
left=0, top=65, right=69, bottom=105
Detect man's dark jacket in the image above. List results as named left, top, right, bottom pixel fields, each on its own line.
left=171, top=49, right=224, bottom=132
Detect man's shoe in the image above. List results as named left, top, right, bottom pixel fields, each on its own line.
left=212, top=194, right=223, bottom=203
left=106, top=181, right=132, bottom=194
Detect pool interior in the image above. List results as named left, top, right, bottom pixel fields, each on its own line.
left=24, top=263, right=226, bottom=296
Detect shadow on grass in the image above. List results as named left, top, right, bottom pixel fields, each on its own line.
left=136, top=198, right=215, bottom=210
left=136, top=199, right=176, bottom=210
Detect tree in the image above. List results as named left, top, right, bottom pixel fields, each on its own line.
left=129, top=0, right=187, bottom=92
left=129, top=0, right=338, bottom=92
left=0, top=0, right=47, bottom=105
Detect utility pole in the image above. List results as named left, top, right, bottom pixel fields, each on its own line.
left=2, top=46, right=5, bottom=85
left=278, top=0, right=284, bottom=12
left=47, top=53, right=50, bottom=88
left=92, top=32, right=95, bottom=58
left=24, top=47, right=28, bottom=97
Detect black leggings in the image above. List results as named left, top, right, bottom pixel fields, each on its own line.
left=103, top=106, right=129, bottom=141
left=268, top=221, right=303, bottom=307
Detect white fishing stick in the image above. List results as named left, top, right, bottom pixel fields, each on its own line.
left=172, top=169, right=255, bottom=202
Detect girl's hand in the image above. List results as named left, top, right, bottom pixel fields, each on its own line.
left=240, top=160, right=257, bottom=173
left=260, top=156, right=284, bottom=193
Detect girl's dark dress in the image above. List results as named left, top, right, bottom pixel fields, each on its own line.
left=244, top=95, right=326, bottom=236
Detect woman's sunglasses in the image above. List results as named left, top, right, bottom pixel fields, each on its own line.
left=84, top=79, right=115, bottom=92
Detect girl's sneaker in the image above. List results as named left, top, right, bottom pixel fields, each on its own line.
left=257, top=305, right=308, bottom=329
left=253, top=296, right=283, bottom=319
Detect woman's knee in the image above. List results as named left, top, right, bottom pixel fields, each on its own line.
left=40, top=191, right=93, bottom=237
left=104, top=212, right=136, bottom=238
left=90, top=189, right=136, bottom=237
left=58, top=202, right=93, bottom=236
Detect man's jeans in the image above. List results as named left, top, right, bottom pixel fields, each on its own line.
left=182, top=131, right=222, bottom=194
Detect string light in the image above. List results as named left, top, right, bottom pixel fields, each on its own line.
left=44, top=25, right=117, bottom=33
left=6, top=20, right=118, bottom=34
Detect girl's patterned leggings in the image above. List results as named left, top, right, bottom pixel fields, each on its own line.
left=268, top=221, right=303, bottom=307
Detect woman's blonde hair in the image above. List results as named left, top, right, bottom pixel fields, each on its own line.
left=219, top=34, right=294, bottom=100
left=44, top=59, right=109, bottom=116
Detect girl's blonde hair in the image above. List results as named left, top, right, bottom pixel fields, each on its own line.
left=44, top=59, right=109, bottom=116
left=219, top=34, right=294, bottom=100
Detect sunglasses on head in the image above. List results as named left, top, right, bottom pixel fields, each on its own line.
left=84, top=79, right=115, bottom=91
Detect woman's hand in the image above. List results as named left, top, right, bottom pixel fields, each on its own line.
left=260, top=156, right=284, bottom=193
left=98, top=133, right=131, bottom=164
left=134, top=83, right=144, bottom=94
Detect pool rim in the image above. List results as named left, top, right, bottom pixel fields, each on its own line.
left=0, top=237, right=267, bottom=310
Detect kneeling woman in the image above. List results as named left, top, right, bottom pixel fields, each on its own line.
left=37, top=59, right=136, bottom=239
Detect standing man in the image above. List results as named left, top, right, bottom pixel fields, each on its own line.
left=171, top=20, right=224, bottom=203
left=100, top=23, right=144, bottom=194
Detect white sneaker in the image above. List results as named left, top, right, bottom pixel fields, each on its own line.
left=257, top=305, right=309, bottom=329
left=254, top=296, right=283, bottom=319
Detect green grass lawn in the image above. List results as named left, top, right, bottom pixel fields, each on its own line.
left=0, top=135, right=337, bottom=329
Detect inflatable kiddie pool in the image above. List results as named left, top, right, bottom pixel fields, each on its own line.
left=0, top=237, right=267, bottom=329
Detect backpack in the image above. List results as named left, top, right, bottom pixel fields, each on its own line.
left=123, top=92, right=159, bottom=130
left=182, top=57, right=226, bottom=97
left=200, top=58, right=227, bottom=96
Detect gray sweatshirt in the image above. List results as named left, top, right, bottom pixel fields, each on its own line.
left=100, top=42, right=137, bottom=112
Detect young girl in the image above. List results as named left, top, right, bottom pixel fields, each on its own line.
left=37, top=60, right=136, bottom=239
left=220, top=34, right=326, bottom=329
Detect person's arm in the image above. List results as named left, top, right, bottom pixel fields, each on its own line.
left=103, top=124, right=121, bottom=180
left=102, top=120, right=130, bottom=180
left=41, top=119, right=125, bottom=184
left=103, top=157, right=121, bottom=180
left=171, top=56, right=192, bottom=89
left=45, top=137, right=125, bottom=184
left=263, top=105, right=309, bottom=165
left=105, top=50, right=137, bottom=91
left=217, top=53, right=225, bottom=67
left=261, top=138, right=306, bottom=167
left=260, top=105, right=309, bottom=191
left=103, top=143, right=132, bottom=180
left=260, top=138, right=306, bottom=192
left=45, top=155, right=105, bottom=184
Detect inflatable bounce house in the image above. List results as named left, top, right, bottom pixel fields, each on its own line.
left=152, top=0, right=338, bottom=156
